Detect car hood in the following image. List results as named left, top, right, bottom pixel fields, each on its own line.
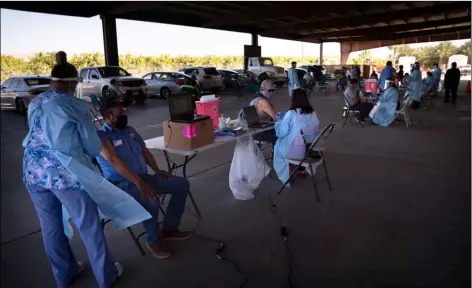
left=105, top=76, right=143, bottom=81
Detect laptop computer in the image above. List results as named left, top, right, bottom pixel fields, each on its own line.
left=168, top=95, right=210, bottom=123
left=242, top=106, right=275, bottom=129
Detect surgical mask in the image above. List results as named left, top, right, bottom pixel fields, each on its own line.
left=262, top=90, right=275, bottom=99
left=114, top=115, right=128, bottom=129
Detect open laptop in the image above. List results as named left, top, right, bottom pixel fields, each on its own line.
left=168, top=95, right=210, bottom=123
left=242, top=106, right=274, bottom=129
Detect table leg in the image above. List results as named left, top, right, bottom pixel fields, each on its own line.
left=182, top=156, right=202, bottom=219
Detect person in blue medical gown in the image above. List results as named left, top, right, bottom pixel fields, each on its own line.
left=22, top=63, right=152, bottom=288
left=379, top=61, right=397, bottom=92
left=422, top=71, right=435, bottom=95
left=287, top=61, right=300, bottom=97
left=432, top=63, right=441, bottom=94
left=370, top=81, right=400, bottom=127
left=408, top=62, right=422, bottom=110
left=273, top=88, right=320, bottom=186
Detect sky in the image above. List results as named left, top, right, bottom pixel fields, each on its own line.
left=1, top=9, right=469, bottom=60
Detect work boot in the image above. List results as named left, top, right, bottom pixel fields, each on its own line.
left=146, top=242, right=172, bottom=259
left=162, top=229, right=192, bottom=241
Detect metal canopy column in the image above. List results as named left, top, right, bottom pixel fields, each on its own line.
left=101, top=15, right=119, bottom=66
left=244, top=33, right=261, bottom=70
left=319, top=42, right=324, bottom=65
left=251, top=33, right=258, bottom=47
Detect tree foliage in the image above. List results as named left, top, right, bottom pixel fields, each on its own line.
left=348, top=41, right=471, bottom=68
left=0, top=53, right=320, bottom=83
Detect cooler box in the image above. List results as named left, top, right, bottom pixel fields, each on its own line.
left=196, top=98, right=220, bottom=128
left=365, top=79, right=378, bottom=93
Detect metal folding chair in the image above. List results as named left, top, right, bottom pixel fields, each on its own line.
left=277, top=123, right=335, bottom=202
left=342, top=99, right=364, bottom=128
left=395, top=98, right=412, bottom=128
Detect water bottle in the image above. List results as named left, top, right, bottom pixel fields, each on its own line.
left=342, top=106, right=348, bottom=117
left=218, top=114, right=225, bottom=130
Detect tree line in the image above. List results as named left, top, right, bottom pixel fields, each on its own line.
left=0, top=53, right=319, bottom=83
left=352, top=41, right=471, bottom=68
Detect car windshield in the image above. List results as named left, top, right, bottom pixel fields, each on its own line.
left=260, top=58, right=274, bottom=66
left=24, top=78, right=51, bottom=86
left=203, top=68, right=220, bottom=75
left=97, top=67, right=131, bottom=78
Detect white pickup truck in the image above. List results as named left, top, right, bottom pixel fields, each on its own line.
left=76, top=66, right=148, bottom=104
left=247, top=57, right=287, bottom=87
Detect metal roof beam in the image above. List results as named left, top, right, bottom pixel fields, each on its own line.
left=307, top=26, right=471, bottom=42
left=300, top=17, right=471, bottom=40
left=263, top=2, right=470, bottom=36
left=203, top=1, right=380, bottom=29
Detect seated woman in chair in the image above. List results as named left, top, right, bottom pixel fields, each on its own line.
left=369, top=81, right=400, bottom=127
left=273, top=88, right=320, bottom=186
left=422, top=71, right=435, bottom=96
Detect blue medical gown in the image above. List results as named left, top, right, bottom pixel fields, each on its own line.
left=22, top=91, right=151, bottom=238
left=372, top=87, right=399, bottom=127
left=288, top=68, right=299, bottom=97
left=408, top=70, right=422, bottom=102
left=433, top=67, right=441, bottom=85
left=423, top=75, right=435, bottom=91
left=274, top=110, right=319, bottom=186
left=379, top=65, right=395, bottom=90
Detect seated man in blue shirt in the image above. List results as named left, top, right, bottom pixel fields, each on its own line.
left=96, top=100, right=191, bottom=260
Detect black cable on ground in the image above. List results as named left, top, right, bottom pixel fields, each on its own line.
left=264, top=174, right=295, bottom=288
left=191, top=217, right=249, bottom=288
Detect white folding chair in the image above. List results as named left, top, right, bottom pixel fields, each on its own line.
left=280, top=123, right=336, bottom=202
left=395, top=98, right=412, bottom=128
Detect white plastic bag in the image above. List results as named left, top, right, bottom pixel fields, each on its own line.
left=229, top=136, right=271, bottom=200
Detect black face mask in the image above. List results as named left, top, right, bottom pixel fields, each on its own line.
left=114, top=115, right=128, bottom=129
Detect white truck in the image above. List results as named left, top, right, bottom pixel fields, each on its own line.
left=76, top=66, right=149, bottom=104
left=448, top=54, right=468, bottom=69
left=247, top=57, right=287, bottom=87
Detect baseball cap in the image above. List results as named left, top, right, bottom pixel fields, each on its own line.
left=99, top=99, right=123, bottom=115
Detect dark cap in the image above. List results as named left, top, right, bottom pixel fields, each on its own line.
left=50, top=63, right=78, bottom=79
left=99, top=99, right=122, bottom=116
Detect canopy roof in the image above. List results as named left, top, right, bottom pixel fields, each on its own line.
left=1, top=1, right=470, bottom=44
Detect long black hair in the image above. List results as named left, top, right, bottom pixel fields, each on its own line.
left=290, top=88, right=314, bottom=115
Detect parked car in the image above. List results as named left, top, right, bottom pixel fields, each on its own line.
left=217, top=69, right=248, bottom=89
left=76, top=66, right=148, bottom=104
left=179, top=66, right=223, bottom=92
left=0, top=75, right=51, bottom=114
left=142, top=71, right=202, bottom=99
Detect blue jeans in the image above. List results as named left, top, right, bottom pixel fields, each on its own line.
left=26, top=186, right=117, bottom=288
left=116, top=174, right=189, bottom=245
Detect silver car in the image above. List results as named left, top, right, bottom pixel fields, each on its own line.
left=1, top=76, right=51, bottom=114
left=142, top=72, right=184, bottom=99
left=178, top=66, right=223, bottom=92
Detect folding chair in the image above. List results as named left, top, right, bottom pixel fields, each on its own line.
left=394, top=98, right=412, bottom=128
left=317, top=76, right=329, bottom=96
left=278, top=123, right=336, bottom=202
left=342, top=99, right=364, bottom=128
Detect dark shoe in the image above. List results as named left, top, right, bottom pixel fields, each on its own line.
left=162, top=229, right=192, bottom=241
left=146, top=242, right=172, bottom=259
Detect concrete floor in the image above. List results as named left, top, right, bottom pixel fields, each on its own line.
left=1, top=82, right=470, bottom=288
